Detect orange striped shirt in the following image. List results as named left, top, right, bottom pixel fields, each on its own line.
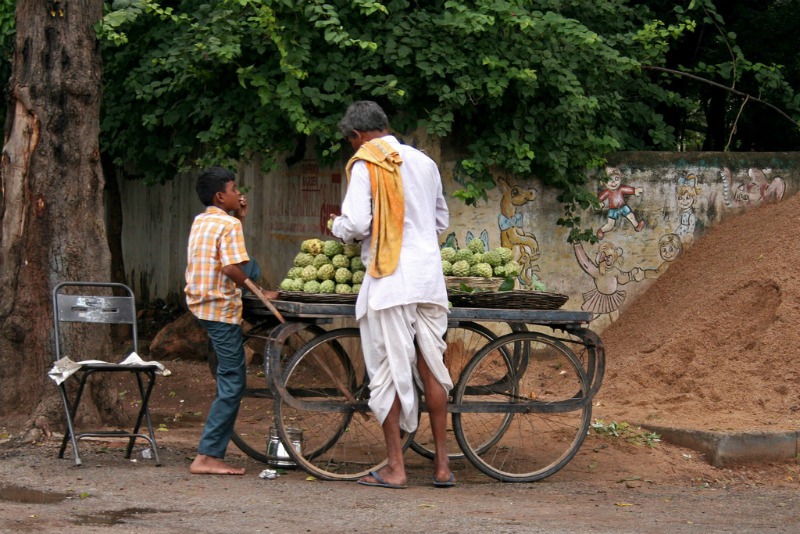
left=184, top=206, right=250, bottom=324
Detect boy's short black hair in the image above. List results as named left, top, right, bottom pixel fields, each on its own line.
left=196, top=166, right=235, bottom=206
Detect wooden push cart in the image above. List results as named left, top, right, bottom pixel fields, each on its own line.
left=212, top=294, right=605, bottom=483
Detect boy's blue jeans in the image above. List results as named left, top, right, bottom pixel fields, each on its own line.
left=197, top=319, right=245, bottom=458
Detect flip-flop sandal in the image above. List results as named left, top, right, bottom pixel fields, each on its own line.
left=357, top=470, right=407, bottom=489
left=432, top=473, right=456, bottom=488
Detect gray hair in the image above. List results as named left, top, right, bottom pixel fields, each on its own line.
left=338, top=101, right=389, bottom=138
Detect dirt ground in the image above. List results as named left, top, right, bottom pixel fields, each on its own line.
left=1, top=358, right=799, bottom=534
left=2, top=191, right=800, bottom=532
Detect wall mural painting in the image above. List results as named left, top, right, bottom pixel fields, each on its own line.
left=574, top=241, right=641, bottom=323
left=496, top=178, right=540, bottom=287
left=596, top=166, right=645, bottom=240
left=675, top=173, right=700, bottom=246
left=720, top=166, right=786, bottom=208
left=639, top=233, right=683, bottom=281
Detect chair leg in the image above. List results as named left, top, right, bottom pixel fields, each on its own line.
left=59, top=379, right=89, bottom=466
left=128, top=370, right=161, bottom=465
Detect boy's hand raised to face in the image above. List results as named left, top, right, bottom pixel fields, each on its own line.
left=234, top=195, right=249, bottom=220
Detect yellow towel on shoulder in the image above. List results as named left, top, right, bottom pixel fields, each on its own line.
left=345, top=138, right=404, bottom=278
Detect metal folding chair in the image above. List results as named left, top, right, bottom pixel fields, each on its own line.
left=52, top=282, right=161, bottom=466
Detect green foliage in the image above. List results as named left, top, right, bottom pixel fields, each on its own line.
left=591, top=419, right=661, bottom=447
left=95, top=0, right=800, bottom=240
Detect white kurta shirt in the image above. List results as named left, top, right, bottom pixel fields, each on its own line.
left=331, top=135, right=450, bottom=320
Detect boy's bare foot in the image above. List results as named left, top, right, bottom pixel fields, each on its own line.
left=190, top=454, right=245, bottom=475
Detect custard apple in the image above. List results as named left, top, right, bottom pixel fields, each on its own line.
left=352, top=283, right=362, bottom=293
left=470, top=262, right=493, bottom=278
left=442, top=260, right=453, bottom=276
left=313, top=253, right=332, bottom=268
left=454, top=248, right=475, bottom=265
left=319, top=280, right=335, bottom=293
left=467, top=238, right=486, bottom=254
left=316, top=264, right=335, bottom=281
left=343, top=243, right=361, bottom=258
left=440, top=247, right=457, bottom=263
left=451, top=260, right=471, bottom=277
left=301, top=238, right=324, bottom=255
left=293, top=252, right=314, bottom=268
left=496, top=246, right=513, bottom=263
left=351, top=270, right=365, bottom=285
left=303, top=280, right=321, bottom=293
left=300, top=265, right=318, bottom=281
left=334, top=267, right=352, bottom=284
left=350, top=256, right=365, bottom=271
left=504, top=260, right=522, bottom=277
left=323, top=240, right=344, bottom=257
left=332, top=254, right=350, bottom=269
left=335, top=283, right=352, bottom=294
left=483, top=249, right=502, bottom=267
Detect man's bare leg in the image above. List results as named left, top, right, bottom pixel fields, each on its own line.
left=190, top=454, right=246, bottom=475
left=418, top=355, right=454, bottom=484
left=358, top=395, right=407, bottom=487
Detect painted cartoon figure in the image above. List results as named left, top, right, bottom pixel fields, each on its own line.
left=574, top=241, right=640, bottom=322
left=675, top=174, right=701, bottom=245
left=596, top=167, right=645, bottom=240
left=720, top=166, right=786, bottom=208
left=635, top=233, right=683, bottom=281
left=497, top=177, right=540, bottom=286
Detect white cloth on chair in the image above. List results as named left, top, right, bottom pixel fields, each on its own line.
left=48, top=352, right=171, bottom=385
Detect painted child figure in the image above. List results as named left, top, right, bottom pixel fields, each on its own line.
left=596, top=167, right=645, bottom=240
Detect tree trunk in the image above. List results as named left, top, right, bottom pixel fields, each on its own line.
left=0, top=0, right=126, bottom=440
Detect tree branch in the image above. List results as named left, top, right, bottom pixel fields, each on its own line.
left=642, top=65, right=800, bottom=129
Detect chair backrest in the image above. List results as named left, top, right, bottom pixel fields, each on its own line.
left=52, top=282, right=138, bottom=362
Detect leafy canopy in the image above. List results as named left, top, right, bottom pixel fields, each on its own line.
left=97, top=0, right=798, bottom=241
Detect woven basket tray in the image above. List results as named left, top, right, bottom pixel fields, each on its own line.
left=448, top=290, right=569, bottom=310
left=445, top=276, right=504, bottom=292
left=277, top=291, right=358, bottom=304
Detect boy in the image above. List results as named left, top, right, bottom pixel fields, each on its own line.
left=184, top=166, right=275, bottom=475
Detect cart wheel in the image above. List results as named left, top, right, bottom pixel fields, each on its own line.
left=452, top=331, right=591, bottom=483
left=275, top=328, right=413, bottom=481
left=207, top=321, right=323, bottom=463
left=410, top=321, right=499, bottom=461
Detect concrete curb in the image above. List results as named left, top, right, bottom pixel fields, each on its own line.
left=636, top=424, right=799, bottom=467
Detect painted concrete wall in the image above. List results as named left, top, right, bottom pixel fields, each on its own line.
left=119, top=146, right=799, bottom=332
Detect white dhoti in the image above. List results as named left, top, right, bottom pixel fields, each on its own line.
left=359, top=303, right=453, bottom=432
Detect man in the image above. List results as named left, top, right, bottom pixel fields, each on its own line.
left=330, top=101, right=455, bottom=488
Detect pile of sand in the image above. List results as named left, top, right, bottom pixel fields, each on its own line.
left=596, top=192, right=800, bottom=432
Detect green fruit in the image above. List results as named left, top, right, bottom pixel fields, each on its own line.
left=442, top=260, right=453, bottom=276
left=293, top=252, right=314, bottom=267
left=301, top=238, right=324, bottom=255
left=440, top=247, right=457, bottom=263
left=470, top=262, right=493, bottom=278
left=332, top=254, right=350, bottom=268
left=451, top=260, right=471, bottom=277
left=323, top=240, right=344, bottom=257
left=335, top=283, right=352, bottom=294
left=483, top=250, right=502, bottom=267
left=454, top=248, right=475, bottom=265
left=317, top=264, right=335, bottom=281
left=467, top=238, right=486, bottom=254
left=313, top=253, right=332, bottom=268
left=343, top=243, right=361, bottom=258
left=350, top=256, right=365, bottom=271
left=300, top=265, right=318, bottom=281
left=352, top=283, right=362, bottom=293
left=303, top=280, right=321, bottom=293
left=334, top=267, right=352, bottom=284
left=351, top=270, right=365, bottom=284
left=319, top=280, right=335, bottom=293
left=496, top=246, right=513, bottom=263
